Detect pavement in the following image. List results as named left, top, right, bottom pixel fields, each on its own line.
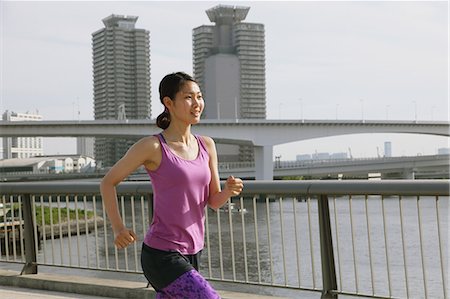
left=0, top=285, right=107, bottom=299
left=0, top=268, right=292, bottom=299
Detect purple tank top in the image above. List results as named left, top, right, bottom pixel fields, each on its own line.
left=144, top=134, right=211, bottom=254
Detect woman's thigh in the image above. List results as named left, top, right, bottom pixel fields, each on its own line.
left=157, top=269, right=220, bottom=299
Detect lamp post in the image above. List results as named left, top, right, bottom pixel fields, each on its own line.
left=360, top=99, right=364, bottom=122
left=298, top=98, right=304, bottom=122
left=77, top=97, right=80, bottom=121
left=217, top=102, right=220, bottom=120
left=275, top=155, right=281, bottom=168
left=385, top=105, right=390, bottom=120
left=234, top=97, right=238, bottom=120
left=413, top=100, right=417, bottom=122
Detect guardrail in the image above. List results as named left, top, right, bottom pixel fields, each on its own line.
left=0, top=180, right=448, bottom=298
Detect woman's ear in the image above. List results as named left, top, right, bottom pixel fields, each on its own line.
left=162, top=96, right=173, bottom=111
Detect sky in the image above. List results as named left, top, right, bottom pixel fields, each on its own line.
left=1, top=0, right=449, bottom=160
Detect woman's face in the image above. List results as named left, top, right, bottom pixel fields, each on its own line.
left=168, top=81, right=204, bottom=125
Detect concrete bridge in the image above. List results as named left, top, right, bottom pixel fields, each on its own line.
left=1, top=119, right=449, bottom=179
left=215, top=154, right=450, bottom=179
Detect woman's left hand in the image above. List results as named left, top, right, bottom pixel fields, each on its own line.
left=224, top=176, right=244, bottom=196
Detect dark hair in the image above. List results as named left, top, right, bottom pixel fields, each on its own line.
left=156, top=72, right=198, bottom=129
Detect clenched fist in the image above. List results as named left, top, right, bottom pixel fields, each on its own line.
left=224, top=176, right=244, bottom=197
left=114, top=228, right=137, bottom=249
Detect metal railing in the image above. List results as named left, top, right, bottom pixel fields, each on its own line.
left=0, top=180, right=448, bottom=298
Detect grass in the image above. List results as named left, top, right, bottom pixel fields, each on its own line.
left=35, top=206, right=95, bottom=225
left=1, top=204, right=95, bottom=226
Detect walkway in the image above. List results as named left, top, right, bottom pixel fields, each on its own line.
left=0, top=285, right=106, bottom=299
left=0, top=268, right=293, bottom=299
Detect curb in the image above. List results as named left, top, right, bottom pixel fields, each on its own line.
left=0, top=269, right=155, bottom=298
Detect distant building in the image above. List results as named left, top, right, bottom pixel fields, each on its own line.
left=77, top=137, right=95, bottom=158
left=312, top=152, right=331, bottom=160
left=1, top=111, right=44, bottom=159
left=92, top=14, right=151, bottom=167
left=330, top=152, right=348, bottom=160
left=296, top=154, right=312, bottom=161
left=193, top=4, right=266, bottom=162
left=384, top=141, right=392, bottom=157
left=0, top=155, right=96, bottom=176
left=438, top=147, right=450, bottom=155
left=297, top=152, right=347, bottom=161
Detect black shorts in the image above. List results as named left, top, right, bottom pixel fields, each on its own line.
left=141, top=243, right=202, bottom=291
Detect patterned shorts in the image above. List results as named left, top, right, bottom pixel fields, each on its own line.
left=141, top=243, right=220, bottom=298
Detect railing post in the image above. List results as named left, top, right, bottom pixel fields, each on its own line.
left=318, top=194, right=337, bottom=298
left=20, top=194, right=37, bottom=274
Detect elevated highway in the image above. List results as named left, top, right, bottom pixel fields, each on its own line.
left=1, top=119, right=449, bottom=179
left=215, top=154, right=450, bottom=179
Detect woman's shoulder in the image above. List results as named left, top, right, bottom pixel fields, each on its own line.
left=198, top=135, right=215, bottom=146
left=197, top=135, right=216, bottom=155
left=134, top=135, right=161, bottom=152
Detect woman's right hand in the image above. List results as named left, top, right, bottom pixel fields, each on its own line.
left=114, top=227, right=138, bottom=249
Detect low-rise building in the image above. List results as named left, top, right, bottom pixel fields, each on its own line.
left=1, top=110, right=44, bottom=159
left=0, top=155, right=96, bottom=176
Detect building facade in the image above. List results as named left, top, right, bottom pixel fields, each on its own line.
left=92, top=14, right=151, bottom=167
left=384, top=141, right=392, bottom=157
left=77, top=137, right=95, bottom=158
left=0, top=155, right=96, bottom=176
left=1, top=111, right=44, bottom=159
left=193, top=5, right=266, bottom=162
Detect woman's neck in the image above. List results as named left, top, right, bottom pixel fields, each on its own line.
left=163, top=123, right=192, bottom=145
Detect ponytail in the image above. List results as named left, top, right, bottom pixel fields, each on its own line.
left=156, top=109, right=170, bottom=129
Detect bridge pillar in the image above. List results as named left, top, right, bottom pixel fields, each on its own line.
left=254, top=145, right=273, bottom=180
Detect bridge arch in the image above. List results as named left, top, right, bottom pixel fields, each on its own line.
left=1, top=119, right=448, bottom=179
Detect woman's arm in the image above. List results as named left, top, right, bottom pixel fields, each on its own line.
left=201, top=136, right=244, bottom=210
left=100, top=136, right=160, bottom=249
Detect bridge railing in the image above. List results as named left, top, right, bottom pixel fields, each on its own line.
left=0, top=180, right=448, bottom=299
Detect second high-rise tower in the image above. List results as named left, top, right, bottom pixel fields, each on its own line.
left=193, top=5, right=266, bottom=161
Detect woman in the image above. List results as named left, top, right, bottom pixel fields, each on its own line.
left=100, top=71, right=244, bottom=298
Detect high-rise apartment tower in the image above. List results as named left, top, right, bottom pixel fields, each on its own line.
left=193, top=5, right=266, bottom=161
left=92, top=14, right=151, bottom=167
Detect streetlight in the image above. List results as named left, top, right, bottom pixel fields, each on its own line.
left=360, top=98, right=364, bottom=121
left=412, top=100, right=417, bottom=122
left=385, top=105, right=390, bottom=120
left=298, top=98, right=304, bottom=122
left=275, top=155, right=281, bottom=168
left=77, top=97, right=80, bottom=121
left=217, top=102, right=221, bottom=120
left=335, top=104, right=339, bottom=120
left=234, top=97, right=238, bottom=120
